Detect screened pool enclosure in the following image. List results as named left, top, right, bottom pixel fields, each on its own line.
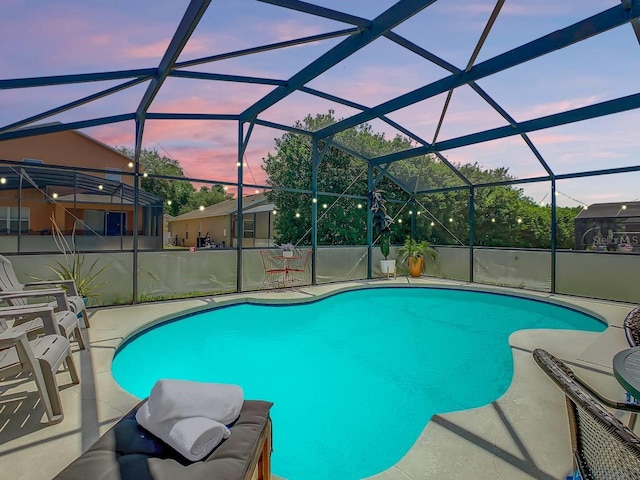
left=1, top=0, right=640, bottom=305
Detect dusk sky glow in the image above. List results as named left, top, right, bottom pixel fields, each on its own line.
left=1, top=0, right=639, bottom=206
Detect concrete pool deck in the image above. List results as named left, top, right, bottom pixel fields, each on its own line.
left=0, top=277, right=635, bottom=480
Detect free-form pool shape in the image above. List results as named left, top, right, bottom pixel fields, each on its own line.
left=112, top=287, right=606, bottom=480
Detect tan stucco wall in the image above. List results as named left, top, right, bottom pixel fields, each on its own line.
left=0, top=130, right=136, bottom=185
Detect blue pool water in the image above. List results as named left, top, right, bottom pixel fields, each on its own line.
left=112, top=287, right=606, bottom=480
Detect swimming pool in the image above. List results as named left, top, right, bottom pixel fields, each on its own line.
left=112, top=287, right=606, bottom=480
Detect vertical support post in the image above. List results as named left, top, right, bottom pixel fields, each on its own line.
left=410, top=195, right=416, bottom=239
left=469, top=186, right=475, bottom=283
left=311, top=138, right=319, bottom=285
left=367, top=165, right=374, bottom=279
left=17, top=173, right=22, bottom=252
left=236, top=121, right=244, bottom=293
left=551, top=179, right=557, bottom=293
left=132, top=118, right=144, bottom=304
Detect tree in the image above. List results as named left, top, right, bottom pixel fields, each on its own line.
left=263, top=111, right=580, bottom=249
left=117, top=147, right=231, bottom=216
left=180, top=185, right=232, bottom=215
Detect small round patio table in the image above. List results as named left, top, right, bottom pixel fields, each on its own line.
left=613, top=346, right=640, bottom=429
left=613, top=346, right=640, bottom=399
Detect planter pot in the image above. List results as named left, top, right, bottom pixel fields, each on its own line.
left=408, top=257, right=423, bottom=277
left=380, top=259, right=396, bottom=279
left=282, top=250, right=294, bottom=257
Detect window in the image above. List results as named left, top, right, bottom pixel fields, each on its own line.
left=105, top=167, right=122, bottom=182
left=0, top=207, right=30, bottom=233
left=243, top=218, right=255, bottom=238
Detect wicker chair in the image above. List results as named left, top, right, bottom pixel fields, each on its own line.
left=533, top=348, right=640, bottom=479
left=624, top=306, right=640, bottom=347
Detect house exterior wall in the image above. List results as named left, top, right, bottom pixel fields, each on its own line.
left=0, top=130, right=135, bottom=184
left=168, top=210, right=275, bottom=248
left=0, top=131, right=161, bottom=249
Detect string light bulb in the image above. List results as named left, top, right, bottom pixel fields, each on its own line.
left=199, top=205, right=205, bottom=211
left=272, top=210, right=277, bottom=215
left=128, top=161, right=134, bottom=168
left=398, top=218, right=403, bottom=224
left=0, top=177, right=6, bottom=184
left=430, top=221, right=435, bottom=227
left=98, top=185, right=103, bottom=190
left=295, top=212, right=301, bottom=218
left=143, top=172, right=148, bottom=177
left=357, top=203, right=362, bottom=209
left=322, top=204, right=328, bottom=209
left=517, top=218, right=523, bottom=224
left=622, top=204, right=627, bottom=210
left=52, top=192, right=58, bottom=199
left=491, top=218, right=496, bottom=223
left=167, top=200, right=172, bottom=206
left=312, top=198, right=317, bottom=203
left=408, top=210, right=412, bottom=215
left=449, top=217, right=453, bottom=223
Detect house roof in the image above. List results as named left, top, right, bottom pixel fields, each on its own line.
left=169, top=193, right=270, bottom=221
left=0, top=165, right=162, bottom=206
left=575, top=202, right=640, bottom=219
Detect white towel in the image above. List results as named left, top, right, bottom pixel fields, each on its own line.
left=136, top=402, right=230, bottom=462
left=146, top=379, right=244, bottom=425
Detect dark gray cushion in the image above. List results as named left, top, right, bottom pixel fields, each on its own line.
left=54, top=400, right=273, bottom=480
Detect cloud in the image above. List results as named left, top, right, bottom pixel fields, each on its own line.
left=517, top=95, right=602, bottom=119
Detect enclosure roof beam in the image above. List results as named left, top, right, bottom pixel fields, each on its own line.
left=0, top=69, right=156, bottom=90
left=258, top=0, right=372, bottom=29
left=136, top=0, right=210, bottom=118
left=0, top=78, right=148, bottom=135
left=170, top=70, right=286, bottom=86
left=301, top=86, right=471, bottom=186
left=174, top=28, right=360, bottom=69
left=317, top=2, right=640, bottom=138
left=240, top=0, right=436, bottom=122
left=0, top=114, right=135, bottom=142
left=254, top=119, right=314, bottom=136
left=370, top=91, right=640, bottom=166
left=145, top=113, right=240, bottom=121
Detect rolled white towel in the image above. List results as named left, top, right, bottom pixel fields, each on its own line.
left=136, top=402, right=231, bottom=462
left=147, top=379, right=244, bottom=425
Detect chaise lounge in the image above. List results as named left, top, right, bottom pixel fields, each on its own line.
left=53, top=399, right=273, bottom=480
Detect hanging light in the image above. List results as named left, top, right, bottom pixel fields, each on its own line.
left=448, top=217, right=453, bottom=223
left=98, top=185, right=104, bottom=190
left=127, top=161, right=134, bottom=168
left=52, top=192, right=58, bottom=199
left=408, top=210, right=413, bottom=215
left=430, top=221, right=435, bottom=227
left=0, top=177, right=6, bottom=184
left=199, top=205, right=205, bottom=211
left=223, top=186, right=228, bottom=191
left=255, top=189, right=260, bottom=194
left=236, top=162, right=241, bottom=167
left=622, top=204, right=627, bottom=210
left=491, top=218, right=496, bottom=223
left=295, top=212, right=301, bottom=218
left=167, top=200, right=172, bottom=206
left=417, top=211, right=421, bottom=215
left=398, top=219, right=403, bottom=224
left=143, top=172, right=148, bottom=177
left=517, top=218, right=523, bottom=224
left=312, top=198, right=317, bottom=203
left=272, top=210, right=277, bottom=215
left=583, top=205, right=588, bottom=210
left=357, top=203, right=362, bottom=209
left=322, top=204, right=328, bottom=209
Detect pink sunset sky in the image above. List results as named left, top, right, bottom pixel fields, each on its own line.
left=1, top=0, right=639, bottom=206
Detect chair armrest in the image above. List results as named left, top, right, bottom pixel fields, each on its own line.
left=0, top=326, right=27, bottom=348
left=0, top=303, right=60, bottom=335
left=25, top=279, right=79, bottom=297
left=0, top=289, right=71, bottom=312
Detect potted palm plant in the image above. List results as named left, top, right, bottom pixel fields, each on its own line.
left=397, top=236, right=437, bottom=278
left=368, top=188, right=395, bottom=277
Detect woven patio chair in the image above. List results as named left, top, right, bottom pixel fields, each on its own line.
left=533, top=348, right=640, bottom=479
left=259, top=250, right=286, bottom=290
left=624, top=306, right=640, bottom=347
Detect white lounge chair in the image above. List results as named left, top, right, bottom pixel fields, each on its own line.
left=0, top=254, right=89, bottom=328
left=0, top=318, right=79, bottom=424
